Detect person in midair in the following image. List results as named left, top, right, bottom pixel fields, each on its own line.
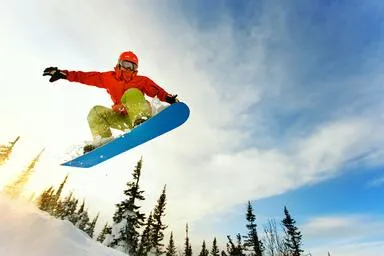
left=43, top=51, right=178, bottom=153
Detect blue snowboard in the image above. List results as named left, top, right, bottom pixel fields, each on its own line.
left=62, top=102, right=190, bottom=168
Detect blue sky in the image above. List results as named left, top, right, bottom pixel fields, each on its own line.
left=178, top=0, right=384, bottom=254
left=178, top=0, right=384, bottom=146
left=1, top=0, right=384, bottom=255
left=193, top=162, right=384, bottom=253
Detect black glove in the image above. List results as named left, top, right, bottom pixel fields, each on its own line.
left=43, top=67, right=67, bottom=82
left=165, top=94, right=179, bottom=104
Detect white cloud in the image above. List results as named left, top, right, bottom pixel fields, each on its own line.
left=302, top=215, right=384, bottom=240
left=311, top=240, right=384, bottom=256
left=301, top=215, right=384, bottom=256
left=367, top=175, right=384, bottom=187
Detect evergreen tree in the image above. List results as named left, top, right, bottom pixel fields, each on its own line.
left=282, top=207, right=303, bottom=256
left=0, top=136, right=20, bottom=165
left=53, top=176, right=68, bottom=208
left=210, top=237, right=220, bottom=256
left=226, top=234, right=245, bottom=256
left=75, top=200, right=90, bottom=231
left=150, top=185, right=168, bottom=255
left=59, top=192, right=79, bottom=222
left=97, top=222, right=112, bottom=243
left=55, top=175, right=68, bottom=200
left=68, top=200, right=80, bottom=223
left=244, top=201, right=263, bottom=256
left=105, top=158, right=146, bottom=255
left=165, top=232, right=177, bottom=256
left=137, top=212, right=154, bottom=256
left=37, top=186, right=55, bottom=212
left=3, top=149, right=44, bottom=199
left=52, top=175, right=69, bottom=218
left=184, top=224, right=192, bottom=256
left=199, top=240, right=209, bottom=256
left=85, top=213, right=99, bottom=238
left=53, top=198, right=65, bottom=218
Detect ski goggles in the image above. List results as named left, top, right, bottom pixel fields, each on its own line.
left=119, top=60, right=138, bottom=71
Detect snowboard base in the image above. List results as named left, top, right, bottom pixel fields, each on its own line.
left=61, top=102, right=190, bottom=168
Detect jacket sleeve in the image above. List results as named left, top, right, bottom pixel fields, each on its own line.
left=64, top=71, right=108, bottom=89
left=142, top=77, right=171, bottom=102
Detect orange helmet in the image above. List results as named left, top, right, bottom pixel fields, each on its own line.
left=118, top=51, right=138, bottom=65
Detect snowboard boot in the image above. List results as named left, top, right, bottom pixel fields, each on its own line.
left=83, top=144, right=96, bottom=154
left=133, top=115, right=150, bottom=128
left=83, top=136, right=113, bottom=154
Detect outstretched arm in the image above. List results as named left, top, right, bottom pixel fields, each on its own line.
left=65, top=70, right=107, bottom=88
left=142, top=77, right=179, bottom=104
left=43, top=67, right=108, bottom=89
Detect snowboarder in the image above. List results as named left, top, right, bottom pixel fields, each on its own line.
left=43, top=51, right=178, bottom=153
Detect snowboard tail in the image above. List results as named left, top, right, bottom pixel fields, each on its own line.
left=61, top=102, right=190, bottom=168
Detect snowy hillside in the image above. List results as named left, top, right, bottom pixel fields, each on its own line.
left=0, top=194, right=126, bottom=256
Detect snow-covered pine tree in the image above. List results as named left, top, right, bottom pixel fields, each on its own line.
left=211, top=237, right=220, bottom=256
left=97, top=222, right=112, bottom=243
left=199, top=240, right=209, bottom=256
left=54, top=191, right=72, bottom=219
left=58, top=191, right=79, bottom=222
left=74, top=200, right=90, bottom=231
left=85, top=212, right=99, bottom=238
left=150, top=185, right=168, bottom=255
left=243, top=201, right=263, bottom=256
left=137, top=212, right=154, bottom=256
left=184, top=224, right=192, bottom=256
left=67, top=199, right=80, bottom=223
left=3, top=148, right=44, bottom=199
left=0, top=136, right=20, bottom=166
left=53, top=199, right=64, bottom=217
left=282, top=207, right=303, bottom=256
left=165, top=232, right=177, bottom=256
left=105, top=158, right=146, bottom=255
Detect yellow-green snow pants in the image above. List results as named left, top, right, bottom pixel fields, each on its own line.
left=87, top=88, right=152, bottom=139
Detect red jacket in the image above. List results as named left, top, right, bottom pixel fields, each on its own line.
left=65, top=70, right=171, bottom=109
